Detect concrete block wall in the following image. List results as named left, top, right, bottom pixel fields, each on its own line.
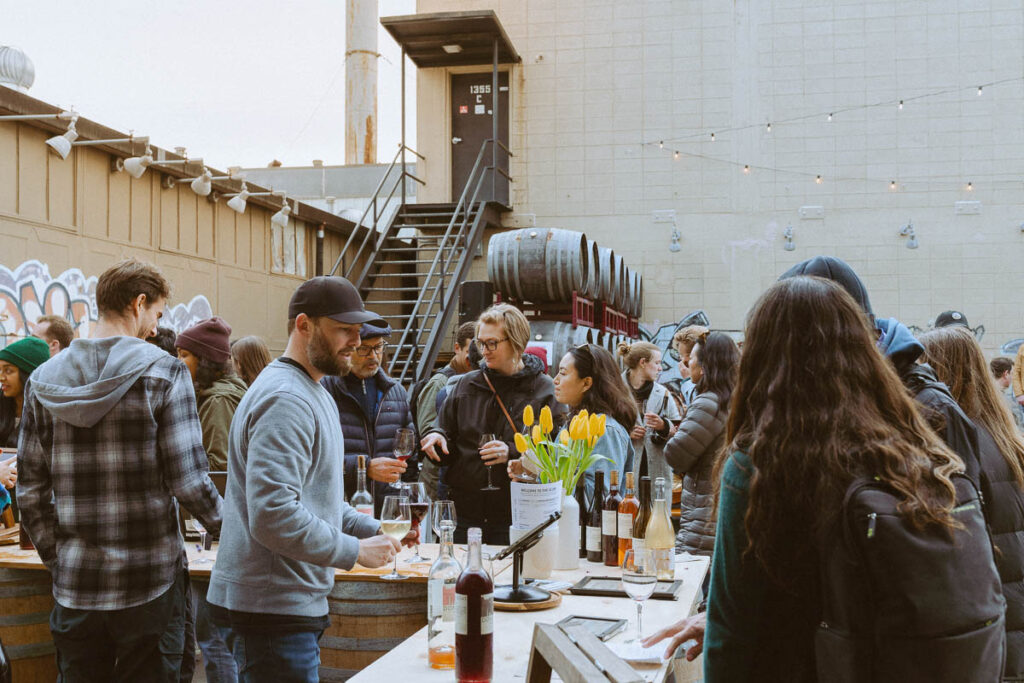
left=415, top=0, right=1024, bottom=353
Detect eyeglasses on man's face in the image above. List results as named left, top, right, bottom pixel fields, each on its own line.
left=355, top=342, right=388, bottom=357
left=475, top=337, right=508, bottom=353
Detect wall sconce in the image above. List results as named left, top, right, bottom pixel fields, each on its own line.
left=43, top=118, right=150, bottom=161
left=224, top=186, right=286, bottom=216
left=271, top=198, right=292, bottom=228
left=783, top=225, right=795, bottom=251
left=122, top=145, right=203, bottom=179
left=899, top=221, right=918, bottom=249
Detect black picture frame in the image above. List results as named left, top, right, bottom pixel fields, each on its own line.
left=568, top=575, right=683, bottom=601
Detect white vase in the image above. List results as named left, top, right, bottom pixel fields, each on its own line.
left=554, top=492, right=580, bottom=570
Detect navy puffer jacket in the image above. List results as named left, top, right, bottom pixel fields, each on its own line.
left=322, top=369, right=415, bottom=516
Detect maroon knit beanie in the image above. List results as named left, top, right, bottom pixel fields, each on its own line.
left=175, top=317, right=232, bottom=363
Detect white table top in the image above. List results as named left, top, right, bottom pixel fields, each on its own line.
left=348, top=549, right=709, bottom=682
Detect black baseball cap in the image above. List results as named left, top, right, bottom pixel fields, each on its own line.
left=934, top=310, right=969, bottom=328
left=288, top=276, right=386, bottom=326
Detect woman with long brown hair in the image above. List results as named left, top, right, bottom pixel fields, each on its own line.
left=918, top=325, right=1024, bottom=679
left=230, top=335, right=272, bottom=387
left=703, top=276, right=967, bottom=680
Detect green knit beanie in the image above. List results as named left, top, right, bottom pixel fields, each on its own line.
left=0, top=337, right=51, bottom=374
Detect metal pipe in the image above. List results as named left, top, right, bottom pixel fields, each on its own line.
left=346, top=0, right=378, bottom=164
left=401, top=46, right=406, bottom=210
left=492, top=38, right=499, bottom=201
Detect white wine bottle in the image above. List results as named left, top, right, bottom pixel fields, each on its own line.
left=351, top=455, right=374, bottom=516
left=644, top=477, right=675, bottom=580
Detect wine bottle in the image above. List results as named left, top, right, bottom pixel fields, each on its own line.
left=351, top=455, right=374, bottom=516
left=631, top=476, right=652, bottom=557
left=586, top=471, right=605, bottom=563
left=602, top=469, right=622, bottom=566
left=617, top=472, right=639, bottom=565
left=455, top=527, right=493, bottom=682
left=428, top=524, right=462, bottom=670
left=646, top=476, right=676, bottom=580
left=576, top=478, right=587, bottom=559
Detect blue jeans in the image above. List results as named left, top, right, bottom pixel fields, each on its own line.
left=232, top=630, right=322, bottom=683
left=195, top=593, right=237, bottom=683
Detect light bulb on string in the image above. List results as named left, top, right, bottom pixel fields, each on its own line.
left=977, top=86, right=983, bottom=96
left=966, top=181, right=973, bottom=191
left=827, top=113, right=833, bottom=122
left=710, top=132, right=715, bottom=141
left=659, top=141, right=664, bottom=149
left=815, top=175, right=823, bottom=184
left=766, top=122, right=772, bottom=133
left=743, top=165, right=750, bottom=174
left=898, top=100, right=904, bottom=110
left=890, top=180, right=897, bottom=191
left=673, top=150, right=680, bottom=160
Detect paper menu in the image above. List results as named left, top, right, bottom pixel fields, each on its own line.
left=510, top=481, right=563, bottom=531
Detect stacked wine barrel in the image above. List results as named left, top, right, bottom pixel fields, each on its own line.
left=487, top=228, right=642, bottom=376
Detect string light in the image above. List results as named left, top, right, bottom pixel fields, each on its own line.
left=710, top=132, right=716, bottom=141
left=659, top=140, right=663, bottom=149
left=890, top=180, right=897, bottom=190
left=827, top=112, right=833, bottom=122
left=898, top=100, right=904, bottom=110
left=743, top=165, right=750, bottom=174
left=966, top=181, right=973, bottom=191
left=978, top=86, right=983, bottom=96
left=815, top=175, right=823, bottom=184
left=766, top=122, right=772, bottom=132
left=673, top=150, right=680, bottom=160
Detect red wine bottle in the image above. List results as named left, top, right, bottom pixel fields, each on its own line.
left=455, top=527, right=493, bottom=682
left=602, top=469, right=623, bottom=566
left=576, top=478, right=587, bottom=559
left=586, top=471, right=605, bottom=563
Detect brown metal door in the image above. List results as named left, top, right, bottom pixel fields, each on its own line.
left=451, top=72, right=509, bottom=206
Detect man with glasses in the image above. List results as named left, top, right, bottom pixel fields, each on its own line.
left=322, top=322, right=416, bottom=516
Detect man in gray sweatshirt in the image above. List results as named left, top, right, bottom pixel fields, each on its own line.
left=206, top=276, right=406, bottom=682
left=17, top=258, right=223, bottom=681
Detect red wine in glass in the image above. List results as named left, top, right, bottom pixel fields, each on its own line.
left=394, top=428, right=416, bottom=462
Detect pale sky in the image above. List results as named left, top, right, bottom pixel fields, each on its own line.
left=3, top=0, right=416, bottom=169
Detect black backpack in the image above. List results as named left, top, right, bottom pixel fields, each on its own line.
left=816, top=473, right=1006, bottom=683
left=409, top=365, right=457, bottom=432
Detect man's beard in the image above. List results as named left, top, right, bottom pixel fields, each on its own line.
left=308, top=325, right=351, bottom=376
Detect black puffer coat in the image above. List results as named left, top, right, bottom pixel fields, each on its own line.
left=322, top=369, right=415, bottom=515
left=664, top=391, right=728, bottom=556
left=430, top=353, right=559, bottom=508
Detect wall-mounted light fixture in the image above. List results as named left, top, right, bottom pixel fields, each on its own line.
left=223, top=185, right=286, bottom=216
left=899, top=220, right=918, bottom=249
left=122, top=145, right=204, bottom=179
left=271, top=198, right=292, bottom=228
left=783, top=225, right=795, bottom=251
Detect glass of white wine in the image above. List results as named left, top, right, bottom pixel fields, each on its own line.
left=380, top=495, right=411, bottom=581
left=621, top=548, right=657, bottom=641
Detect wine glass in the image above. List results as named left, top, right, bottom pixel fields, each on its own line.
left=404, top=482, right=431, bottom=563
left=621, top=548, right=657, bottom=641
left=478, top=433, right=499, bottom=491
left=192, top=518, right=212, bottom=565
left=432, top=500, right=457, bottom=539
left=393, top=428, right=416, bottom=495
left=380, top=495, right=412, bottom=581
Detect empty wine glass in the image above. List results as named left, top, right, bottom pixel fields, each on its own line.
left=404, top=482, right=431, bottom=563
left=478, top=433, right=499, bottom=491
left=432, top=500, right=457, bottom=539
left=621, top=548, right=657, bottom=641
left=192, top=518, right=212, bottom=565
left=380, top=495, right=411, bottom=581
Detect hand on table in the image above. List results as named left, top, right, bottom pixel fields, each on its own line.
left=641, top=612, right=706, bottom=661
left=479, top=439, right=509, bottom=466
left=420, top=433, right=448, bottom=462
left=367, top=457, right=407, bottom=484
left=357, top=534, right=402, bottom=568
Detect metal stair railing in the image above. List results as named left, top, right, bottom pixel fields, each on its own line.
left=387, top=138, right=513, bottom=384
left=327, top=143, right=425, bottom=287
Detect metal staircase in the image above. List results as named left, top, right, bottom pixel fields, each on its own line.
left=329, top=139, right=511, bottom=385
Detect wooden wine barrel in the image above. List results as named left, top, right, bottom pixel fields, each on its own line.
left=487, top=228, right=591, bottom=303
left=595, top=246, right=618, bottom=307
left=0, top=568, right=57, bottom=682
left=583, top=238, right=601, bottom=301
left=319, top=579, right=428, bottom=682
left=530, top=321, right=578, bottom=377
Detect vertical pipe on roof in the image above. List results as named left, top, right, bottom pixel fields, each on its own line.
left=346, top=0, right=378, bottom=164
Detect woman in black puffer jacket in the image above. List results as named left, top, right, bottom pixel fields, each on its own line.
left=664, top=331, right=740, bottom=556
left=919, top=325, right=1024, bottom=680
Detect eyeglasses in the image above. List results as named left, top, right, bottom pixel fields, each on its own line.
left=475, top=337, right=508, bottom=352
left=355, top=343, right=388, bottom=357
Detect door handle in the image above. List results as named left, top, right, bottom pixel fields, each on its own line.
left=452, top=137, right=462, bottom=145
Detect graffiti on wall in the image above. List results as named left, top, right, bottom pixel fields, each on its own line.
left=0, top=260, right=214, bottom=347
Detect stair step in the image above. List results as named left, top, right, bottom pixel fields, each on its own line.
left=374, top=259, right=439, bottom=265
left=369, top=285, right=440, bottom=292
left=365, top=299, right=444, bottom=305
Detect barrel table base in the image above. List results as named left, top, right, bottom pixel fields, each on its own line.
left=0, top=568, right=57, bottom=682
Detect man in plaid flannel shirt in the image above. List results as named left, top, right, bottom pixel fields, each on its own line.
left=17, top=258, right=222, bottom=681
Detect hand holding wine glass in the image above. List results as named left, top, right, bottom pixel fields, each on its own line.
left=478, top=433, right=500, bottom=492
left=621, top=548, right=658, bottom=641
left=394, top=428, right=416, bottom=463
left=380, top=495, right=412, bottom=581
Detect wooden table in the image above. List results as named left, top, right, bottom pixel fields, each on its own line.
left=0, top=544, right=708, bottom=683
left=348, top=549, right=709, bottom=683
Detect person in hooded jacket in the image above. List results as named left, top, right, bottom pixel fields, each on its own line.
left=421, top=304, right=560, bottom=545
left=321, top=322, right=416, bottom=516
left=175, top=317, right=248, bottom=473
left=16, top=259, right=222, bottom=681
left=618, top=341, right=681, bottom=483
left=919, top=325, right=1024, bottom=680
left=779, top=256, right=982, bottom=483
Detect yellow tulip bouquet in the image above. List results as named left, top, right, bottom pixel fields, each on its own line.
left=513, top=404, right=609, bottom=496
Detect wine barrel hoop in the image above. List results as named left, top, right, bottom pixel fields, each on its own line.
left=611, top=253, right=627, bottom=311
left=328, top=597, right=425, bottom=617
left=320, top=635, right=407, bottom=651
left=584, top=238, right=601, bottom=300
left=487, top=229, right=590, bottom=303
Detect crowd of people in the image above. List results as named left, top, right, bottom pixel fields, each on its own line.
left=3, top=252, right=1024, bottom=681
